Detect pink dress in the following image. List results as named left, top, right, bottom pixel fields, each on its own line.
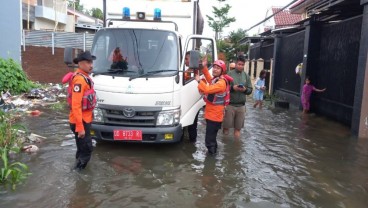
left=301, top=84, right=314, bottom=110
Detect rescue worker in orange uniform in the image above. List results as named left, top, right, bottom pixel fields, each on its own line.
left=69, top=51, right=97, bottom=170
left=195, top=56, right=233, bottom=155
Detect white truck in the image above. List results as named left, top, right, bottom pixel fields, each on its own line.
left=66, top=0, right=217, bottom=143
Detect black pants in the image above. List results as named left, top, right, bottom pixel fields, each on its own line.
left=188, top=111, right=200, bottom=141
left=70, top=122, right=93, bottom=169
left=205, top=119, right=222, bottom=153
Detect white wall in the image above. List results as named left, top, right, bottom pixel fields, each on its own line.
left=0, top=0, right=22, bottom=62
left=34, top=18, right=66, bottom=31
left=66, top=15, right=75, bottom=32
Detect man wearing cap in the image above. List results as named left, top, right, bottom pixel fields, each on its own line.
left=195, top=56, right=233, bottom=155
left=69, top=51, right=97, bottom=171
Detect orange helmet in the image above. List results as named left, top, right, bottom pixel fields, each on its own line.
left=229, top=63, right=236, bottom=69
left=213, top=60, right=226, bottom=72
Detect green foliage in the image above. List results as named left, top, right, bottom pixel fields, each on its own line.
left=0, top=58, right=38, bottom=95
left=206, top=0, right=236, bottom=40
left=228, top=29, right=246, bottom=44
left=68, top=0, right=84, bottom=12
left=217, top=40, right=234, bottom=61
left=217, top=29, right=249, bottom=62
left=68, top=0, right=103, bottom=20
left=0, top=147, right=30, bottom=190
left=0, top=111, right=23, bottom=149
left=0, top=111, right=30, bottom=190
left=88, top=8, right=103, bottom=20
left=228, top=28, right=249, bottom=56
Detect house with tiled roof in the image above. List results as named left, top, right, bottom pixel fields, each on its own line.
left=262, top=7, right=302, bottom=33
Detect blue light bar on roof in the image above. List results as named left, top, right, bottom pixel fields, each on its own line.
left=122, top=7, right=130, bottom=20
left=154, top=8, right=161, bottom=21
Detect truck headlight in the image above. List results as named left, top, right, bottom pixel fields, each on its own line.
left=156, top=109, right=180, bottom=126
left=93, top=107, right=104, bottom=123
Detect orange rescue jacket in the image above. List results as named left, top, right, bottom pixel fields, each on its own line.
left=198, top=66, right=227, bottom=122
left=69, top=69, right=93, bottom=132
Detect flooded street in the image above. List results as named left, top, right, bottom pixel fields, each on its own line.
left=1, top=102, right=368, bottom=208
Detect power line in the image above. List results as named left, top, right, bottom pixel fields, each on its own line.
left=244, top=0, right=299, bottom=33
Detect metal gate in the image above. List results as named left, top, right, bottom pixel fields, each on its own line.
left=314, top=15, right=362, bottom=124
left=276, top=30, right=305, bottom=95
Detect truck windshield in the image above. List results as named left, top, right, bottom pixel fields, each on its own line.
left=91, top=29, right=178, bottom=77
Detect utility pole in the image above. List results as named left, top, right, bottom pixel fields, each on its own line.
left=103, top=0, right=106, bottom=27
left=27, top=0, right=30, bottom=30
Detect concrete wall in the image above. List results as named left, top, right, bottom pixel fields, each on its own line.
left=0, top=0, right=22, bottom=62
left=34, top=18, right=65, bottom=31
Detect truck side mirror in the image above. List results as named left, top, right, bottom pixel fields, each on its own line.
left=64, top=47, right=73, bottom=67
left=189, top=50, right=200, bottom=69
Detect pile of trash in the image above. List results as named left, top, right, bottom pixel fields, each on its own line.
left=0, top=83, right=67, bottom=113
left=1, top=83, right=68, bottom=153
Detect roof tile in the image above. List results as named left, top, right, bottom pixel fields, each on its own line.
left=272, top=7, right=302, bottom=27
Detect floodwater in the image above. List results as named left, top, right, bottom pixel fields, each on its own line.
left=1, top=102, right=368, bottom=208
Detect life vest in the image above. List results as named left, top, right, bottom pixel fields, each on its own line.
left=203, top=76, right=230, bottom=106
left=66, top=72, right=97, bottom=111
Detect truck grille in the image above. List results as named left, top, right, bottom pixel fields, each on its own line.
left=100, top=105, right=161, bottom=127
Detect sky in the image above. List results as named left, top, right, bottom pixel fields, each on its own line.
left=80, top=0, right=294, bottom=37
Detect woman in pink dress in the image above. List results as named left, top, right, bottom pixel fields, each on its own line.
left=301, top=77, right=326, bottom=114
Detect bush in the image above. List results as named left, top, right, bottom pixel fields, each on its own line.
left=0, top=111, right=23, bottom=148
left=0, top=58, right=38, bottom=94
left=0, top=111, right=30, bottom=190
left=0, top=147, right=30, bottom=190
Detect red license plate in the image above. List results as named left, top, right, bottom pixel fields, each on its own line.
left=113, top=130, right=142, bottom=141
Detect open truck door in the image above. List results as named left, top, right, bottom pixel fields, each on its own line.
left=179, top=35, right=218, bottom=127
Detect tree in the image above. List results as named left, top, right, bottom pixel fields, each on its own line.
left=216, top=40, right=234, bottom=62
left=216, top=28, right=249, bottom=62
left=228, top=28, right=249, bottom=58
left=206, top=0, right=236, bottom=41
left=89, top=8, right=103, bottom=20
left=68, top=0, right=84, bottom=12
left=68, top=1, right=103, bottom=20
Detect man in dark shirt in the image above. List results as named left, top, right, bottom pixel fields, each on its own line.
left=222, top=56, right=252, bottom=138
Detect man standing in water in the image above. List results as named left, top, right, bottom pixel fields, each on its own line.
left=222, top=56, right=252, bottom=138
left=67, top=51, right=97, bottom=171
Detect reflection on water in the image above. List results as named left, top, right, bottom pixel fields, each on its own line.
left=1, top=103, right=368, bottom=207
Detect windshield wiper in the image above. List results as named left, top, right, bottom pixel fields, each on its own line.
left=92, top=69, right=137, bottom=77
left=129, top=70, right=177, bottom=81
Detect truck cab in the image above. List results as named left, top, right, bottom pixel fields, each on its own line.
left=67, top=0, right=217, bottom=143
